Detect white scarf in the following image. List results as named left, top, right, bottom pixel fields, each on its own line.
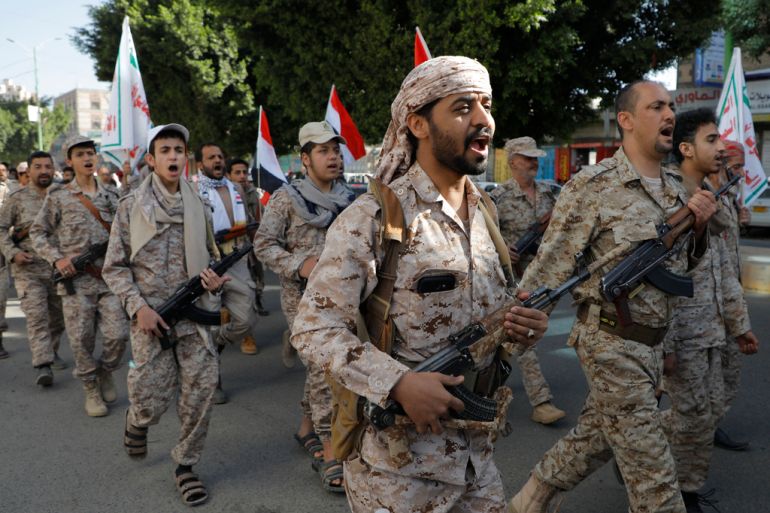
left=197, top=175, right=247, bottom=232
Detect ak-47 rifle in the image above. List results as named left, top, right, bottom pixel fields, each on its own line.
left=511, top=211, right=552, bottom=276
left=154, top=243, right=253, bottom=350
left=214, top=222, right=259, bottom=245
left=52, top=241, right=109, bottom=295
left=364, top=248, right=627, bottom=430
left=600, top=172, right=741, bottom=326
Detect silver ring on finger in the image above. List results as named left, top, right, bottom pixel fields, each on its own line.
left=527, top=328, right=535, bottom=339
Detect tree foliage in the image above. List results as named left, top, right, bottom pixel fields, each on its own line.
left=723, top=0, right=770, bottom=58
left=0, top=99, right=72, bottom=165
left=73, top=0, right=720, bottom=156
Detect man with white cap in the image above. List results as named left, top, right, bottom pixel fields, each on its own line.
left=254, top=120, right=355, bottom=493
left=290, top=57, right=549, bottom=512
left=490, top=136, right=565, bottom=425
left=102, top=123, right=228, bottom=507
left=31, top=134, right=128, bottom=417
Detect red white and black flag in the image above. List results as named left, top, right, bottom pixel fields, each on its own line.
left=414, top=26, right=432, bottom=67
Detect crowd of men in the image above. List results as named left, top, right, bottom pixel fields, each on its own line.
left=0, top=55, right=761, bottom=513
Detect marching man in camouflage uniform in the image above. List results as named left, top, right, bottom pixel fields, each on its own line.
left=663, top=108, right=758, bottom=512
left=0, top=161, right=13, bottom=359
left=0, top=151, right=66, bottom=384
left=490, top=136, right=565, bottom=425
left=508, top=80, right=718, bottom=513
left=254, top=121, right=355, bottom=493
left=291, top=56, right=549, bottom=512
left=102, top=124, right=229, bottom=507
left=31, top=135, right=128, bottom=417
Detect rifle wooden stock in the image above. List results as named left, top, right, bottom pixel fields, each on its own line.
left=214, top=222, right=259, bottom=244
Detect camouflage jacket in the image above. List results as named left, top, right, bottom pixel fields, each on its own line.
left=490, top=177, right=556, bottom=270
left=519, top=147, right=703, bottom=328
left=0, top=186, right=52, bottom=278
left=30, top=179, right=119, bottom=295
left=291, top=164, right=511, bottom=485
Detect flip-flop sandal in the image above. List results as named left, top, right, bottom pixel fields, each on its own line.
left=294, top=432, right=323, bottom=463
left=124, top=411, right=148, bottom=458
left=313, top=459, right=345, bottom=494
left=175, top=471, right=209, bottom=507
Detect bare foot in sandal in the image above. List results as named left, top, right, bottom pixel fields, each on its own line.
left=312, top=442, right=344, bottom=493
left=175, top=466, right=209, bottom=507
left=294, top=416, right=323, bottom=462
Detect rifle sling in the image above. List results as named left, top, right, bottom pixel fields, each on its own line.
left=70, top=188, right=111, bottom=233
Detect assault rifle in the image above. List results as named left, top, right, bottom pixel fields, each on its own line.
left=365, top=251, right=606, bottom=430
left=52, top=241, right=109, bottom=295
left=214, top=222, right=259, bottom=245
left=600, top=172, right=741, bottom=326
left=154, top=243, right=253, bottom=350
left=511, top=211, right=552, bottom=276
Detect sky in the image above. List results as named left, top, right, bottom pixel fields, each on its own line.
left=0, top=1, right=108, bottom=99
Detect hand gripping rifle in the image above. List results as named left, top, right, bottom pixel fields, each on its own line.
left=52, top=241, right=109, bottom=295
left=600, top=172, right=741, bottom=326
left=364, top=248, right=627, bottom=430
left=512, top=211, right=552, bottom=276
left=154, top=243, right=253, bottom=350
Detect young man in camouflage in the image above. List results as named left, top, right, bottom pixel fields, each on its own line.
left=0, top=151, right=66, bottom=384
left=30, top=135, right=128, bottom=417
left=254, top=121, right=354, bottom=493
left=508, top=81, right=718, bottom=513
left=0, top=161, right=13, bottom=359
left=225, top=158, right=268, bottom=317
left=102, top=124, right=229, bottom=507
left=490, top=136, right=565, bottom=425
left=663, top=108, right=758, bottom=512
left=291, top=57, right=549, bottom=512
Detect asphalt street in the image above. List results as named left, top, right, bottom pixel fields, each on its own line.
left=1, top=246, right=769, bottom=513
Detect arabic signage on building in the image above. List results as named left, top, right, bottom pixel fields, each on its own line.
left=673, top=80, right=770, bottom=116
left=749, top=79, right=770, bottom=114
left=694, top=30, right=726, bottom=87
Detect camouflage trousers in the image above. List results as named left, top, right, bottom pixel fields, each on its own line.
left=61, top=291, right=128, bottom=382
left=216, top=259, right=255, bottom=346
left=0, top=264, right=9, bottom=332
left=511, top=344, right=553, bottom=407
left=344, top=454, right=505, bottom=513
left=16, top=274, right=65, bottom=367
left=661, top=347, right=724, bottom=492
left=127, top=326, right=218, bottom=466
left=535, top=324, right=685, bottom=513
left=718, top=338, right=742, bottom=420
left=284, top=285, right=332, bottom=441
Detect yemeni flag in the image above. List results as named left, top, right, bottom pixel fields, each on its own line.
left=414, top=26, right=432, bottom=67
left=325, top=85, right=366, bottom=167
left=255, top=106, right=287, bottom=199
left=100, top=16, right=152, bottom=171
left=717, top=48, right=769, bottom=205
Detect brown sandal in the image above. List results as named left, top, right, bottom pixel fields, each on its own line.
left=123, top=411, right=148, bottom=458
left=175, top=471, right=209, bottom=507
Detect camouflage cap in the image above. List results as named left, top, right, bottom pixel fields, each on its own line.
left=504, top=136, right=546, bottom=159
left=299, top=121, right=346, bottom=147
left=63, top=134, right=96, bottom=159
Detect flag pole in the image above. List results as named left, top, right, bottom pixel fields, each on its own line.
left=256, top=105, right=262, bottom=191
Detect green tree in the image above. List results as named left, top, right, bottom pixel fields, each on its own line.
left=74, top=0, right=720, bottom=155
left=723, top=0, right=770, bottom=58
left=0, top=99, right=72, bottom=165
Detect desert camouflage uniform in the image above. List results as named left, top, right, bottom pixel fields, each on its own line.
left=102, top=183, right=219, bottom=465
left=30, top=180, right=128, bottom=382
left=292, top=164, right=512, bottom=512
left=519, top=147, right=704, bottom=513
left=490, top=178, right=556, bottom=407
left=0, top=180, right=12, bottom=334
left=660, top=181, right=751, bottom=492
left=0, top=186, right=65, bottom=367
left=253, top=185, right=332, bottom=440
left=242, top=182, right=265, bottom=297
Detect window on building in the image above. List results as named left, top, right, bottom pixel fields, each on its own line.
left=92, top=120, right=101, bottom=130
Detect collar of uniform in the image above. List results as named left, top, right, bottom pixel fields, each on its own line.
left=407, top=162, right=481, bottom=208
left=613, top=146, right=647, bottom=185
left=66, top=178, right=106, bottom=196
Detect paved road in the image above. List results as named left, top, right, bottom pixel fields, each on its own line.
left=1, top=248, right=769, bottom=513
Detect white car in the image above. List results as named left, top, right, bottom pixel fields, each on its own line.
left=747, top=188, right=770, bottom=229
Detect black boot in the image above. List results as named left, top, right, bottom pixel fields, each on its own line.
left=36, top=365, right=53, bottom=386
left=682, top=490, right=720, bottom=513
left=714, top=427, right=749, bottom=451
left=0, top=334, right=8, bottom=359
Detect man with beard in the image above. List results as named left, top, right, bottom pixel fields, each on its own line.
left=508, top=81, right=717, bottom=513
left=195, top=143, right=257, bottom=401
left=290, top=58, right=549, bottom=511
left=254, top=121, right=356, bottom=493
left=662, top=108, right=757, bottom=512
left=0, top=161, right=12, bottom=359
left=31, top=135, right=128, bottom=417
left=61, top=166, right=75, bottom=184
left=0, top=151, right=66, bottom=381
left=225, top=158, right=268, bottom=318
left=490, top=136, right=565, bottom=425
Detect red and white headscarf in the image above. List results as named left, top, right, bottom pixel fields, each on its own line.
left=375, top=56, right=492, bottom=184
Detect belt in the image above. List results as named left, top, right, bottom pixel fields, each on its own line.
left=576, top=303, right=668, bottom=347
